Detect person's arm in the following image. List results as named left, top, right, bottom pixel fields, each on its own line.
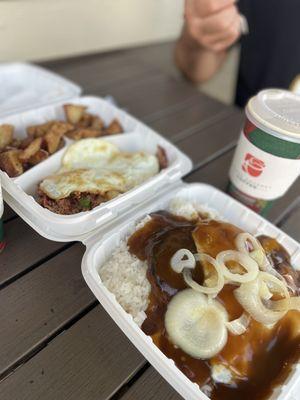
left=175, top=0, right=241, bottom=83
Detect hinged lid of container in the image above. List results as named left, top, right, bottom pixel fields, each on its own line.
left=0, top=63, right=81, bottom=118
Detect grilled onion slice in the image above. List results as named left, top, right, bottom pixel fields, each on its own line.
left=184, top=254, right=225, bottom=296
left=170, top=249, right=195, bottom=273
left=226, top=313, right=251, bottom=335
left=270, top=296, right=300, bottom=312
left=165, top=289, right=228, bottom=359
left=235, top=233, right=266, bottom=264
left=234, top=272, right=290, bottom=326
left=216, top=250, right=259, bottom=283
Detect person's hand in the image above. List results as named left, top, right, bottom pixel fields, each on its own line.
left=184, top=0, right=242, bottom=52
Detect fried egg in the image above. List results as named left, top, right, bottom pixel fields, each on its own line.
left=40, top=138, right=160, bottom=200
left=62, top=139, right=119, bottom=169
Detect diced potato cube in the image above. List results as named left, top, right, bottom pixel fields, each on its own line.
left=91, top=116, right=104, bottom=131
left=20, top=136, right=34, bottom=149
left=0, top=150, right=23, bottom=177
left=0, top=124, right=14, bottom=150
left=66, top=128, right=101, bottom=140
left=64, top=104, right=87, bottom=124
left=76, top=113, right=93, bottom=128
left=19, top=137, right=42, bottom=162
left=105, top=119, right=123, bottom=135
left=27, top=121, right=55, bottom=137
left=28, top=149, right=49, bottom=166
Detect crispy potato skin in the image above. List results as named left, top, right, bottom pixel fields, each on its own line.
left=0, top=104, right=124, bottom=177
left=0, top=124, right=14, bottom=150
left=28, top=149, right=49, bottom=166
left=19, top=137, right=43, bottom=162
left=66, top=128, right=102, bottom=140
left=105, top=119, right=123, bottom=135
left=0, top=150, right=23, bottom=177
left=64, top=104, right=87, bottom=124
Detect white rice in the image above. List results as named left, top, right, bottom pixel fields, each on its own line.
left=99, top=200, right=219, bottom=326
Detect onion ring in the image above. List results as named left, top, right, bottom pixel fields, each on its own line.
left=216, top=250, right=259, bottom=283
left=226, top=313, right=251, bottom=335
left=183, top=253, right=225, bottom=296
left=234, top=272, right=290, bottom=326
left=170, top=249, right=195, bottom=273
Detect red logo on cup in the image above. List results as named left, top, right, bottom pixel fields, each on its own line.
left=242, top=153, right=265, bottom=177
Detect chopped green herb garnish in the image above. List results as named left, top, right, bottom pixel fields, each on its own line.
left=79, top=197, right=91, bottom=209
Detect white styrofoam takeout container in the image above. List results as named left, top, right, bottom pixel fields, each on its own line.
left=0, top=62, right=81, bottom=231
left=0, top=74, right=192, bottom=241
left=82, top=183, right=300, bottom=400
left=1, top=64, right=299, bottom=400
left=0, top=63, right=81, bottom=118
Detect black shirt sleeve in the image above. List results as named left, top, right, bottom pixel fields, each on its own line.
left=235, top=0, right=300, bottom=107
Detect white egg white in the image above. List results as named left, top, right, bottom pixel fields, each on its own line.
left=40, top=138, right=160, bottom=200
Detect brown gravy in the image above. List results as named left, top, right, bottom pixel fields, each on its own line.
left=128, top=212, right=300, bottom=400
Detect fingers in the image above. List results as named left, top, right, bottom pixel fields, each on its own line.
left=200, top=5, right=239, bottom=35
left=184, top=0, right=241, bottom=52
left=206, top=17, right=241, bottom=51
left=186, top=0, right=237, bottom=19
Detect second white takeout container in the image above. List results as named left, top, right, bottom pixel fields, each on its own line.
left=0, top=64, right=191, bottom=241
left=1, top=64, right=300, bottom=400
left=82, top=183, right=300, bottom=400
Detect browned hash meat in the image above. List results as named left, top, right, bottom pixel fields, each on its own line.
left=38, top=188, right=106, bottom=215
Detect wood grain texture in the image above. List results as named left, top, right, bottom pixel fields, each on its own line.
left=148, top=96, right=234, bottom=141
left=0, top=218, right=66, bottom=288
left=0, top=244, right=94, bottom=376
left=1, top=306, right=145, bottom=400
left=2, top=204, right=15, bottom=222
left=279, top=201, right=300, bottom=241
left=178, top=112, right=243, bottom=168
left=121, top=367, right=182, bottom=400
left=49, top=53, right=165, bottom=95
left=93, top=75, right=202, bottom=120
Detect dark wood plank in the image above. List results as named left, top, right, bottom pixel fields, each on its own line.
left=279, top=200, right=300, bottom=241
left=0, top=218, right=67, bottom=288
left=148, top=96, right=234, bottom=141
left=44, top=49, right=199, bottom=122
left=43, top=50, right=160, bottom=92
left=1, top=306, right=145, bottom=400
left=0, top=244, right=94, bottom=376
left=121, top=367, right=181, bottom=400
left=178, top=112, right=243, bottom=168
left=125, top=41, right=179, bottom=80
left=3, top=203, right=15, bottom=222
left=185, top=149, right=233, bottom=189
left=90, top=74, right=201, bottom=121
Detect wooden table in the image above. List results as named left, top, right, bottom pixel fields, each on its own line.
left=1, top=42, right=300, bottom=400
